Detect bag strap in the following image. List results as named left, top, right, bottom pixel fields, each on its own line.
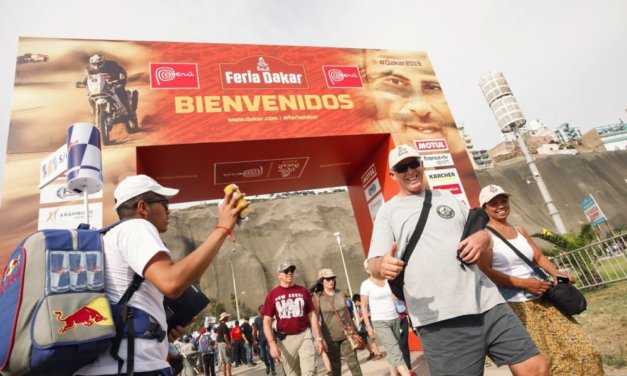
left=322, top=292, right=353, bottom=332
left=401, top=189, right=432, bottom=265
left=485, top=226, right=550, bottom=281
left=110, top=272, right=145, bottom=376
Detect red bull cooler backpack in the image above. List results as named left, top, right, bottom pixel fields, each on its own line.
left=0, top=223, right=161, bottom=376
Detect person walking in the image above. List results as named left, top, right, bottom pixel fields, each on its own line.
left=216, top=312, right=233, bottom=376
left=254, top=305, right=276, bottom=375
left=477, top=184, right=604, bottom=375
left=367, top=145, right=548, bottom=376
left=230, top=320, right=245, bottom=366
left=180, top=334, right=199, bottom=376
left=199, top=327, right=216, bottom=376
left=241, top=317, right=257, bottom=366
left=310, top=268, right=363, bottom=376
left=360, top=260, right=410, bottom=376
left=261, top=262, right=324, bottom=376
left=352, top=294, right=383, bottom=361
left=396, top=301, right=416, bottom=376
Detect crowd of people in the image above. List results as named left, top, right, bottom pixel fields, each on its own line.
left=86, top=139, right=605, bottom=376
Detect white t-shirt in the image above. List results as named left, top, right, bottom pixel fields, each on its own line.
left=490, top=227, right=541, bottom=302
left=359, top=279, right=398, bottom=322
left=76, top=219, right=171, bottom=374
left=368, top=190, right=504, bottom=327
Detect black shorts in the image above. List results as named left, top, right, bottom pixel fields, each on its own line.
left=417, top=303, right=539, bottom=375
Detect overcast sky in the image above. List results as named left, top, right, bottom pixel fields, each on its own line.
left=1, top=0, right=625, bottom=194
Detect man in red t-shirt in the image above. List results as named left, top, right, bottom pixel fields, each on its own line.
left=230, top=321, right=245, bottom=366
left=262, top=262, right=324, bottom=376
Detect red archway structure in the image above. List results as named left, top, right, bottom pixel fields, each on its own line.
left=2, top=38, right=482, bottom=261
left=2, top=37, right=486, bottom=352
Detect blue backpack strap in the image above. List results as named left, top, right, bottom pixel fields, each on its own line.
left=110, top=273, right=145, bottom=376
left=99, top=219, right=127, bottom=235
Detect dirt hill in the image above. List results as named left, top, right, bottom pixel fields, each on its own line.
left=162, top=150, right=627, bottom=316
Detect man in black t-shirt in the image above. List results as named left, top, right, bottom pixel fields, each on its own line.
left=254, top=305, right=275, bottom=375
left=240, top=317, right=256, bottom=367
left=216, top=312, right=232, bottom=376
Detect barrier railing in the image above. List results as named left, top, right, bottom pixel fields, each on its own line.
left=550, top=232, right=627, bottom=289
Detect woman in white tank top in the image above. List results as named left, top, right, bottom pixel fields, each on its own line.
left=477, top=184, right=604, bottom=376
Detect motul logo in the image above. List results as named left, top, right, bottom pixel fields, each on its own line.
left=415, top=139, right=449, bottom=151
left=322, top=66, right=363, bottom=88
left=150, top=63, right=199, bottom=89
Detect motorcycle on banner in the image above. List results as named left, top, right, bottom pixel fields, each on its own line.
left=76, top=74, right=139, bottom=145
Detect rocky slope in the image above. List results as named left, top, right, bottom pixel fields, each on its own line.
left=162, top=150, right=627, bottom=316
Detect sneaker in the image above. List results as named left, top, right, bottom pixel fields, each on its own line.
left=271, top=370, right=277, bottom=376
left=265, top=366, right=270, bottom=374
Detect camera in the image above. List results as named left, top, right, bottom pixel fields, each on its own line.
left=556, top=275, right=570, bottom=284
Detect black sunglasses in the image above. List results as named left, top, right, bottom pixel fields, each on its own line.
left=323, top=277, right=336, bottom=281
left=145, top=199, right=169, bottom=211
left=281, top=267, right=296, bottom=274
left=393, top=158, right=422, bottom=173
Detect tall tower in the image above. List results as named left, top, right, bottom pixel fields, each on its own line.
left=479, top=72, right=567, bottom=233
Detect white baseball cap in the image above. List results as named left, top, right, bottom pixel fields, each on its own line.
left=479, top=184, right=511, bottom=207
left=113, top=174, right=179, bottom=209
left=388, top=144, right=421, bottom=170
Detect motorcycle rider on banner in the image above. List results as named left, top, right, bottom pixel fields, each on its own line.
left=76, top=54, right=139, bottom=144
left=80, top=54, right=134, bottom=116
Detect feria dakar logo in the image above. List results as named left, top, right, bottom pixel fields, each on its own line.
left=150, top=63, right=199, bottom=89
left=220, top=56, right=309, bottom=89
left=322, top=65, right=363, bottom=88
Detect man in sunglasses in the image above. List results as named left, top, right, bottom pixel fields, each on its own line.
left=76, top=174, right=247, bottom=376
left=365, top=145, right=548, bottom=376
left=261, top=262, right=324, bottom=376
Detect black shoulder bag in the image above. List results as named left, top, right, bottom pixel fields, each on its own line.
left=486, top=226, right=587, bottom=316
left=389, top=190, right=432, bottom=301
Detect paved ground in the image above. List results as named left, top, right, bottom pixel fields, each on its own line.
left=194, top=349, right=514, bottom=375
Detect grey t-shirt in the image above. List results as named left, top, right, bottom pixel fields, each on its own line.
left=368, top=189, right=504, bottom=327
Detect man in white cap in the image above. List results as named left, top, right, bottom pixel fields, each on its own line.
left=76, top=174, right=247, bottom=376
left=261, top=262, right=324, bottom=376
left=366, top=145, right=548, bottom=376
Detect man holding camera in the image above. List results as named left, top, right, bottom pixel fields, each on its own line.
left=262, top=262, right=324, bottom=376
left=76, top=175, right=246, bottom=375
left=366, top=145, right=548, bottom=376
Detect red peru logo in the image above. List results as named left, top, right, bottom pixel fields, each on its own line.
left=322, top=65, right=363, bottom=88
left=150, top=63, right=199, bottom=89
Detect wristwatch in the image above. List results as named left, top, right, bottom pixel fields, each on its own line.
left=315, top=337, right=323, bottom=341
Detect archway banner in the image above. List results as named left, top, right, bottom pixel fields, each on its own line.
left=2, top=37, right=481, bottom=265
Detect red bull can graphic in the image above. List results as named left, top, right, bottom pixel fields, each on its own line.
left=54, top=305, right=108, bottom=334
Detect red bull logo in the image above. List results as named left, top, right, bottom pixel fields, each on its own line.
left=54, top=305, right=108, bottom=334
left=3, top=257, right=20, bottom=281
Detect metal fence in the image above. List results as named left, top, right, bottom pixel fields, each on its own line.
left=550, top=232, right=627, bottom=289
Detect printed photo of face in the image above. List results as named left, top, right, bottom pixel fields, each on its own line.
left=361, top=50, right=459, bottom=149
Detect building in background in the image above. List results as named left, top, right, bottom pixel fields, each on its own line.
left=457, top=123, right=494, bottom=169
left=554, top=122, right=583, bottom=144
left=595, top=120, right=627, bottom=151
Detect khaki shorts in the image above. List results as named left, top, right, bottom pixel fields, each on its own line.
left=417, top=303, right=539, bottom=376
left=217, top=342, right=231, bottom=365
